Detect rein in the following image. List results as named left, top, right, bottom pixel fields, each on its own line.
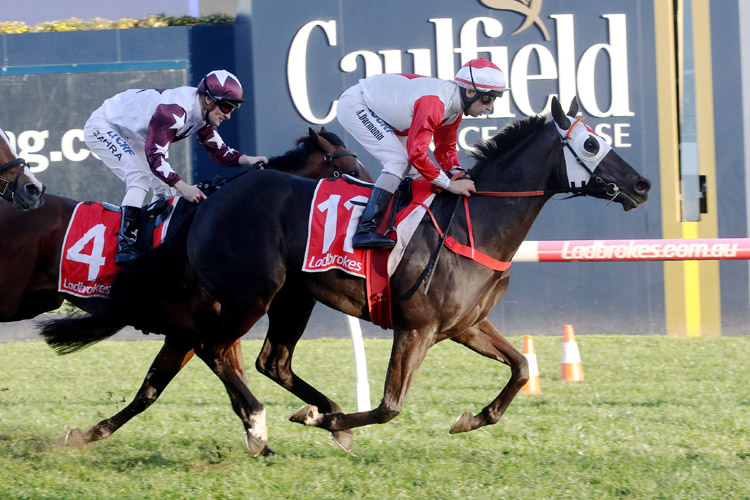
left=471, top=117, right=620, bottom=200
left=323, top=150, right=357, bottom=178
left=420, top=118, right=623, bottom=280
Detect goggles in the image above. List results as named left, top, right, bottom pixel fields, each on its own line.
left=478, top=93, right=496, bottom=105
left=206, top=90, right=241, bottom=113
left=216, top=100, right=238, bottom=113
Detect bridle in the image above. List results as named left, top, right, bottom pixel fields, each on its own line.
left=323, top=149, right=359, bottom=178
left=0, top=157, right=30, bottom=203
left=556, top=116, right=620, bottom=200
left=472, top=117, right=621, bottom=202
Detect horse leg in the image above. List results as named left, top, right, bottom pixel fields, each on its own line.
left=290, top=327, right=434, bottom=436
left=447, top=318, right=528, bottom=434
left=256, top=284, right=354, bottom=451
left=193, top=304, right=270, bottom=457
left=64, top=336, right=194, bottom=446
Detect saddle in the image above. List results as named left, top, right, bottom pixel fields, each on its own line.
left=102, top=196, right=174, bottom=254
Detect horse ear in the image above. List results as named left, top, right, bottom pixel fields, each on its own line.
left=308, top=127, right=318, bottom=141
left=319, top=126, right=328, bottom=134
left=551, top=96, right=571, bottom=129
left=567, top=97, right=579, bottom=118
left=314, top=129, right=334, bottom=152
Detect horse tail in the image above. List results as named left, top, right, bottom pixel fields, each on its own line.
left=40, top=310, right=128, bottom=354
left=41, top=203, right=198, bottom=355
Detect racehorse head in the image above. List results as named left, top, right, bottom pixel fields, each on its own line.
left=470, top=96, right=650, bottom=211
left=267, top=127, right=374, bottom=183
left=0, top=127, right=45, bottom=211
left=549, top=97, right=650, bottom=210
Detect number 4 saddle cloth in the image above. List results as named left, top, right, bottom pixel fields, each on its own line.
left=58, top=200, right=177, bottom=298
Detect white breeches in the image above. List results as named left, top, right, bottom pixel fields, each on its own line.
left=337, top=84, right=423, bottom=182
left=84, top=111, right=175, bottom=201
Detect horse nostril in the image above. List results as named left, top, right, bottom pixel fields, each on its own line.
left=26, top=184, right=41, bottom=196
left=635, top=179, right=651, bottom=195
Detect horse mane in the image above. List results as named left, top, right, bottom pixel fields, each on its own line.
left=266, top=131, right=343, bottom=173
left=468, top=114, right=548, bottom=176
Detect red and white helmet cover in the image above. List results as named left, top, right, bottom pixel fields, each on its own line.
left=454, top=58, right=509, bottom=96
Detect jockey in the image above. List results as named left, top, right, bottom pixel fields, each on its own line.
left=336, top=57, right=509, bottom=249
left=83, top=69, right=268, bottom=264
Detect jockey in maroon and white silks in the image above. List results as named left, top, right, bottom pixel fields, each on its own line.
left=84, top=69, right=267, bottom=264
left=337, top=57, right=509, bottom=250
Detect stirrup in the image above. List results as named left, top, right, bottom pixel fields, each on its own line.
left=352, top=231, right=396, bottom=250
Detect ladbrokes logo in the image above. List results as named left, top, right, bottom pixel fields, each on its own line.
left=477, top=0, right=550, bottom=40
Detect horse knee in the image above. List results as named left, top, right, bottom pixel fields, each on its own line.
left=514, top=355, right=529, bottom=388
left=133, top=385, right=160, bottom=409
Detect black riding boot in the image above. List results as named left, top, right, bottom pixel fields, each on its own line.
left=115, top=206, right=142, bottom=264
left=352, top=187, right=396, bottom=250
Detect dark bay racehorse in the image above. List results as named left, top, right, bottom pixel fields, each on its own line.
left=0, top=126, right=45, bottom=211
left=41, top=98, right=650, bottom=455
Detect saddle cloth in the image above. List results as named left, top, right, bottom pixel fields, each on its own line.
left=303, top=178, right=437, bottom=328
left=58, top=199, right=177, bottom=298
left=303, top=178, right=436, bottom=278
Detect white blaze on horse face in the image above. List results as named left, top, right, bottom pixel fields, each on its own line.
left=0, top=127, right=18, bottom=156
left=555, top=116, right=612, bottom=188
left=0, top=126, right=44, bottom=191
left=22, top=165, right=44, bottom=190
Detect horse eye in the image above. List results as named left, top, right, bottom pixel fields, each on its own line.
left=348, top=171, right=359, bottom=178
left=583, top=136, right=599, bottom=154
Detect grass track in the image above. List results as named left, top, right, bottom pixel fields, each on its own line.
left=0, top=335, right=749, bottom=499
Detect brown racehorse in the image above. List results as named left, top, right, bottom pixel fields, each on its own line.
left=6, top=128, right=370, bottom=455
left=41, top=97, right=650, bottom=456
left=0, top=127, right=45, bottom=211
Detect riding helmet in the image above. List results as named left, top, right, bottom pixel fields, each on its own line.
left=454, top=58, right=509, bottom=110
left=197, top=70, right=246, bottom=107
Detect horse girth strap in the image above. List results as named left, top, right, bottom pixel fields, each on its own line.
left=420, top=198, right=512, bottom=273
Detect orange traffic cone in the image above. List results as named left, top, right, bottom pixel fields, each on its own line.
left=520, top=335, right=541, bottom=394
left=560, top=324, right=584, bottom=382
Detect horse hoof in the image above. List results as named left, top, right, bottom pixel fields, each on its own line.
left=245, top=432, right=268, bottom=457
left=64, top=427, right=87, bottom=446
left=289, top=405, right=320, bottom=426
left=332, top=430, right=353, bottom=452
left=260, top=445, right=275, bottom=456
left=449, top=411, right=475, bottom=434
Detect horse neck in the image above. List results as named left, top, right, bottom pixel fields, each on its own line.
left=266, top=149, right=322, bottom=180
left=467, top=123, right=564, bottom=260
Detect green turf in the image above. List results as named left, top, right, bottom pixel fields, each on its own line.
left=0, top=335, right=748, bottom=499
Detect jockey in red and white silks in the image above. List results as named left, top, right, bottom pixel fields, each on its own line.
left=338, top=73, right=463, bottom=189
left=84, top=69, right=267, bottom=264
left=337, top=57, right=509, bottom=249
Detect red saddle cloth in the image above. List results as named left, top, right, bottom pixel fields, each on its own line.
left=303, top=178, right=436, bottom=329
left=58, top=201, right=175, bottom=298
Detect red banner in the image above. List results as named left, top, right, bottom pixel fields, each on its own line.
left=512, top=238, right=750, bottom=262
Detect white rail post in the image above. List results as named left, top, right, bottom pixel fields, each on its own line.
left=346, top=315, right=370, bottom=411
